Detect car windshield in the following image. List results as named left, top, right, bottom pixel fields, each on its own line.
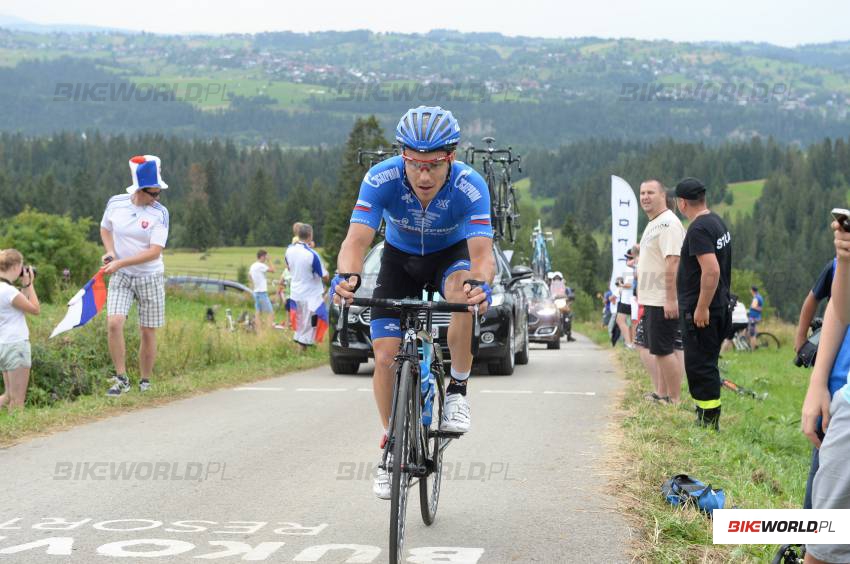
left=521, top=281, right=550, bottom=301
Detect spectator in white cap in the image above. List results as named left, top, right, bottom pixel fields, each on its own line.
left=100, top=155, right=170, bottom=397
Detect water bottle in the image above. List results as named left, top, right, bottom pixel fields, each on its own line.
left=419, top=345, right=435, bottom=426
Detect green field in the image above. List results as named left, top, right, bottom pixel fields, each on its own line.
left=127, top=74, right=331, bottom=111
left=714, top=178, right=766, bottom=220
left=165, top=246, right=291, bottom=283
left=514, top=177, right=555, bottom=218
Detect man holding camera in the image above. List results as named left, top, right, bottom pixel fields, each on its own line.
left=100, top=155, right=170, bottom=396
left=795, top=259, right=834, bottom=359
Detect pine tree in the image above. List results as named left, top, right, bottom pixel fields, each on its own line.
left=323, top=116, right=389, bottom=262
left=183, top=163, right=217, bottom=251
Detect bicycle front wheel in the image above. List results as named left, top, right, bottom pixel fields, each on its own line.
left=389, top=360, right=414, bottom=564
left=757, top=332, right=781, bottom=350
left=420, top=366, right=444, bottom=525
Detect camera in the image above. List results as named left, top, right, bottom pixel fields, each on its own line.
left=19, top=264, right=36, bottom=278
left=795, top=324, right=821, bottom=368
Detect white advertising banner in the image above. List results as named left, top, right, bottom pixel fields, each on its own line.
left=610, top=175, right=638, bottom=295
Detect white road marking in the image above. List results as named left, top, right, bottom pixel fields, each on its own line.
left=479, top=390, right=534, bottom=394
left=543, top=391, right=597, bottom=396
left=296, top=388, right=348, bottom=392
left=234, top=387, right=284, bottom=391
left=356, top=388, right=372, bottom=392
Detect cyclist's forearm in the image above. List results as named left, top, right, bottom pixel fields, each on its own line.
left=337, top=234, right=369, bottom=274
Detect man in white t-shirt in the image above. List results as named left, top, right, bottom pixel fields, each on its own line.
left=249, top=249, right=275, bottom=327
left=284, top=224, right=329, bottom=349
left=100, top=155, right=170, bottom=397
left=638, top=179, right=686, bottom=403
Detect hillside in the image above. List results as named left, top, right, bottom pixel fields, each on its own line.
left=1, top=29, right=850, bottom=146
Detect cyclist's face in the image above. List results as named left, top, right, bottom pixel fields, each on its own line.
left=403, top=148, right=452, bottom=203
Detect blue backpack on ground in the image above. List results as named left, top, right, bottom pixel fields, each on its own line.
left=662, top=474, right=725, bottom=516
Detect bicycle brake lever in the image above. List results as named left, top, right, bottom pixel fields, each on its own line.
left=471, top=304, right=481, bottom=357
left=339, top=304, right=350, bottom=348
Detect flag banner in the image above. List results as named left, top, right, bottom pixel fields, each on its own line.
left=50, top=270, right=107, bottom=338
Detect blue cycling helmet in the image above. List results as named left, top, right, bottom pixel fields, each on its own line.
left=395, top=106, right=460, bottom=153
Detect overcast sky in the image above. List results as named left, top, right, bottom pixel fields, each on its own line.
left=2, top=0, right=848, bottom=47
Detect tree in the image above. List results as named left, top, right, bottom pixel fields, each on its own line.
left=182, top=163, right=218, bottom=251
left=0, top=209, right=100, bottom=302
left=245, top=168, right=281, bottom=246
left=323, top=116, right=389, bottom=262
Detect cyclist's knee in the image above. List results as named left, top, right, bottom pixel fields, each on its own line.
left=373, top=339, right=399, bottom=371
left=443, top=270, right=470, bottom=301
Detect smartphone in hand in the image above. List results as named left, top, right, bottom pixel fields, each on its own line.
left=832, top=208, right=850, bottom=232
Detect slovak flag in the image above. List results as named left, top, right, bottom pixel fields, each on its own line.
left=470, top=214, right=491, bottom=225
left=50, top=270, right=107, bottom=338
left=314, top=302, right=329, bottom=343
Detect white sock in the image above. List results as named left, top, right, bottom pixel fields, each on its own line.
left=450, top=367, right=470, bottom=382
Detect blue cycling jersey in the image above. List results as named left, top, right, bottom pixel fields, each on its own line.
left=349, top=156, right=493, bottom=256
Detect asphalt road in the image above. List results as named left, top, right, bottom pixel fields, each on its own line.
left=0, top=333, right=631, bottom=563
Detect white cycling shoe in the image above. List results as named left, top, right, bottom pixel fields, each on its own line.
left=373, top=454, right=392, bottom=500
left=440, top=392, right=471, bottom=433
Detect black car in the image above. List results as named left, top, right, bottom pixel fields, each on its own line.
left=329, top=241, right=530, bottom=375
left=518, top=277, right=563, bottom=349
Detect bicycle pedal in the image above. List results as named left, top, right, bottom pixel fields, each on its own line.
left=431, top=430, right=463, bottom=439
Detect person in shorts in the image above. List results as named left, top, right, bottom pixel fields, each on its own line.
left=0, top=249, right=40, bottom=412
left=249, top=249, right=276, bottom=328
left=638, top=179, right=687, bottom=404
left=100, top=155, right=170, bottom=397
left=748, top=285, right=764, bottom=349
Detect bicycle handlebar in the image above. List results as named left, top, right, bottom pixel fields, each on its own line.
left=337, top=297, right=481, bottom=356
left=348, top=297, right=471, bottom=312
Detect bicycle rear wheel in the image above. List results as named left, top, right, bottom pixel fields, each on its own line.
left=420, top=364, right=444, bottom=525
left=389, top=360, right=414, bottom=564
left=757, top=332, right=781, bottom=350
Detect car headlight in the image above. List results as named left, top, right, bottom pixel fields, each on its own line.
left=490, top=292, right=505, bottom=307
left=537, top=307, right=557, bottom=316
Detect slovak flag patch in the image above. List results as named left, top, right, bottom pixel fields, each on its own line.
left=353, top=199, right=372, bottom=213
left=469, top=214, right=491, bottom=225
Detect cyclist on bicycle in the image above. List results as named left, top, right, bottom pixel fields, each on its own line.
left=331, top=106, right=495, bottom=499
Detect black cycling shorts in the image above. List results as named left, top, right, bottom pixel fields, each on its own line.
left=617, top=302, right=632, bottom=316
left=370, top=240, right=471, bottom=339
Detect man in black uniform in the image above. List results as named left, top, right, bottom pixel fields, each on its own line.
left=675, top=177, right=732, bottom=430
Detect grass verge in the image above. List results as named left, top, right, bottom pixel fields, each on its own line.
left=0, top=291, right=326, bottom=447
left=575, top=320, right=811, bottom=563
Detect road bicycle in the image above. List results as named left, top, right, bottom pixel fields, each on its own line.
left=731, top=326, right=781, bottom=351
left=531, top=219, right=553, bottom=280
left=465, top=137, right=522, bottom=242
left=339, top=285, right=480, bottom=564
left=358, top=145, right=400, bottom=168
